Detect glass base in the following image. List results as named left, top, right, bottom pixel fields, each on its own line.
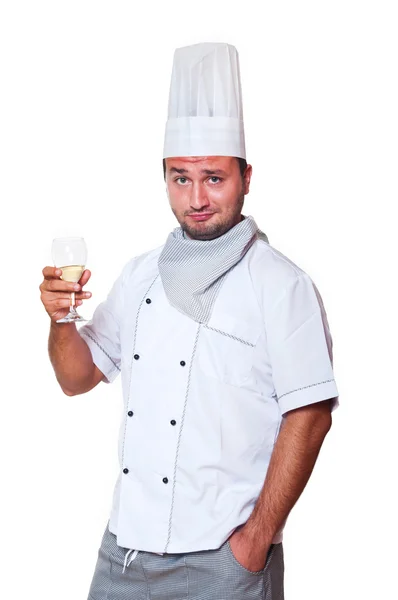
left=56, top=309, right=87, bottom=323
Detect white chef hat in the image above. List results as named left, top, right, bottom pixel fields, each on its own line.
left=163, top=42, right=246, bottom=159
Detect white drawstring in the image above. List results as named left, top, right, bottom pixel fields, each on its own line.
left=122, top=547, right=165, bottom=574
left=122, top=548, right=139, bottom=574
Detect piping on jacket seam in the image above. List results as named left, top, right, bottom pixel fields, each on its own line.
left=81, top=330, right=121, bottom=372
left=277, top=378, right=335, bottom=400
left=203, top=324, right=255, bottom=347
left=164, top=323, right=201, bottom=553
left=121, top=274, right=160, bottom=468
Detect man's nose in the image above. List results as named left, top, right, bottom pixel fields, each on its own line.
left=190, top=183, right=210, bottom=211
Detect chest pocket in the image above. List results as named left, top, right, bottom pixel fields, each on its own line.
left=196, top=314, right=262, bottom=388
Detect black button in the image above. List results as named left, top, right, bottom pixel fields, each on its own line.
left=162, top=477, right=168, bottom=484
left=123, top=468, right=129, bottom=474
left=170, top=420, right=176, bottom=426
left=180, top=361, right=186, bottom=366
left=146, top=298, right=152, bottom=304
left=134, top=354, right=140, bottom=360
left=128, top=410, right=134, bottom=417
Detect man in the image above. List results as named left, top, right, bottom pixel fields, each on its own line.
left=40, top=43, right=339, bottom=599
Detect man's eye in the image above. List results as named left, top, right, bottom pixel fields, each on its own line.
left=209, top=176, right=221, bottom=184
left=177, top=177, right=188, bottom=184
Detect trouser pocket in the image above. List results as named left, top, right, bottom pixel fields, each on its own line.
left=225, top=539, right=276, bottom=575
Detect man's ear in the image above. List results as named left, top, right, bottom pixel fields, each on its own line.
left=243, top=164, right=253, bottom=195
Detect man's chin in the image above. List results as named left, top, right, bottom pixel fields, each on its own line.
left=183, top=219, right=227, bottom=241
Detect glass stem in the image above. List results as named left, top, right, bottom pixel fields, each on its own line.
left=70, top=291, right=77, bottom=314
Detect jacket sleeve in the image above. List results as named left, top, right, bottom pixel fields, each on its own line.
left=78, top=267, right=125, bottom=384
left=266, top=272, right=340, bottom=415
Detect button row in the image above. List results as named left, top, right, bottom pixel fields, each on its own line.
left=126, top=297, right=175, bottom=489
left=134, top=353, right=186, bottom=366
left=122, top=468, right=168, bottom=484
left=126, top=410, right=176, bottom=426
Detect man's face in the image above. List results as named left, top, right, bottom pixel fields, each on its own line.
left=164, top=156, right=252, bottom=240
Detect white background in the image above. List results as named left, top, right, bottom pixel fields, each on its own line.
left=1, top=1, right=397, bottom=598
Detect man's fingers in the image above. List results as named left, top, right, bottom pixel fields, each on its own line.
left=42, top=279, right=80, bottom=293
left=42, top=267, right=91, bottom=286
left=40, top=266, right=91, bottom=320
left=47, top=297, right=86, bottom=309
left=42, top=266, right=62, bottom=279
left=47, top=298, right=76, bottom=310
left=46, top=291, right=92, bottom=301
left=78, top=269, right=91, bottom=286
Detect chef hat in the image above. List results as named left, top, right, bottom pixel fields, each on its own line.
left=163, top=42, right=246, bottom=159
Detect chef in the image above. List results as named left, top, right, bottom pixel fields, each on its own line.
left=41, top=42, right=339, bottom=600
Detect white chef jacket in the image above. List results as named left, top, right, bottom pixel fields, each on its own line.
left=78, top=237, right=339, bottom=553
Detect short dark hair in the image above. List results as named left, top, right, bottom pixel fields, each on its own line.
left=236, top=157, right=248, bottom=177
left=162, top=157, right=247, bottom=179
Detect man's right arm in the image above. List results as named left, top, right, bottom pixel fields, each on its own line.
left=40, top=265, right=104, bottom=396
left=48, top=322, right=105, bottom=396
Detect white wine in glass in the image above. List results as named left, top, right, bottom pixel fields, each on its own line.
left=52, top=237, right=88, bottom=323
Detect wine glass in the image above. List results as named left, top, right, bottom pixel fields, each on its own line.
left=51, top=237, right=88, bottom=323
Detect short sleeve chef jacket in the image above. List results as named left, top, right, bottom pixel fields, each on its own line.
left=78, top=238, right=339, bottom=553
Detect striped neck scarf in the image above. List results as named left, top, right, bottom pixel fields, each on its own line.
left=158, top=214, right=268, bottom=324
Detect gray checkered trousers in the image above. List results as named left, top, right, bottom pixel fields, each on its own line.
left=87, top=522, right=284, bottom=600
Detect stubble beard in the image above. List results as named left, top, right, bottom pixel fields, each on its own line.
left=175, top=190, right=245, bottom=241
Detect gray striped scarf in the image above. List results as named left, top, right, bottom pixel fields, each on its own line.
left=158, top=215, right=268, bottom=324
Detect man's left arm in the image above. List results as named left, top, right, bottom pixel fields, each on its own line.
left=229, top=397, right=335, bottom=572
